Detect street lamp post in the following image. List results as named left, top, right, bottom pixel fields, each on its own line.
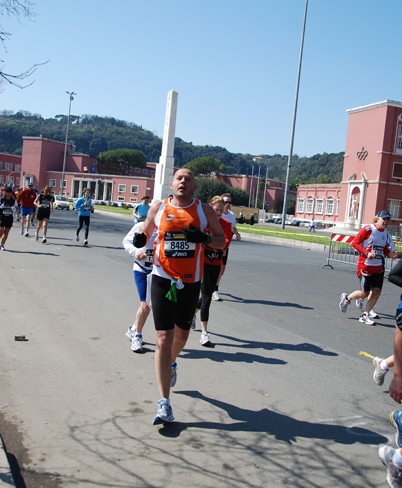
left=61, top=91, right=76, bottom=195
left=263, top=164, right=269, bottom=211
left=281, top=0, right=308, bottom=228
left=248, top=165, right=254, bottom=207
left=255, top=165, right=261, bottom=208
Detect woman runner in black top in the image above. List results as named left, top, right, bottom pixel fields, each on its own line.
left=34, top=187, right=53, bottom=243
left=0, top=187, right=18, bottom=250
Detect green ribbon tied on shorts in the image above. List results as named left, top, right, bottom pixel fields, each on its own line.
left=165, top=278, right=184, bottom=302
left=166, top=279, right=178, bottom=302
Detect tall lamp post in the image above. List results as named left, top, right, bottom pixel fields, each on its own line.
left=281, top=0, right=308, bottom=228
left=61, top=91, right=76, bottom=195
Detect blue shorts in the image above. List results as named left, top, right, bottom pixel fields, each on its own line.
left=134, top=270, right=150, bottom=302
left=21, top=207, right=33, bottom=217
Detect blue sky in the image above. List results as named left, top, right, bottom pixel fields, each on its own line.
left=1, top=0, right=402, bottom=158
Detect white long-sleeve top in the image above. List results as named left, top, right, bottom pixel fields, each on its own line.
left=122, top=222, right=156, bottom=273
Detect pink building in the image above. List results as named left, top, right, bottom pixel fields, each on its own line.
left=295, top=100, right=402, bottom=232
left=19, top=136, right=156, bottom=204
left=0, top=153, right=22, bottom=189
left=213, top=173, right=295, bottom=212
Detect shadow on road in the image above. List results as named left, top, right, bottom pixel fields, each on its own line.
left=161, top=390, right=387, bottom=447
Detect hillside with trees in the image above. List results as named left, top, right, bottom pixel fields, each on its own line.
left=0, top=110, right=344, bottom=186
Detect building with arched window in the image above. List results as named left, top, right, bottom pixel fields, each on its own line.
left=295, top=100, right=402, bottom=235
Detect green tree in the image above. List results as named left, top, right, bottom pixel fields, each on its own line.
left=230, top=187, right=249, bottom=206
left=184, top=157, right=226, bottom=176
left=286, top=198, right=296, bottom=215
left=100, top=148, right=146, bottom=175
left=194, top=178, right=248, bottom=205
left=194, top=178, right=229, bottom=203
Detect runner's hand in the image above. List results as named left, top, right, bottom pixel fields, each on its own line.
left=182, top=225, right=211, bottom=244
left=133, top=232, right=147, bottom=248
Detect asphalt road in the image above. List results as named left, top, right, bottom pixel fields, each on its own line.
left=0, top=210, right=400, bottom=487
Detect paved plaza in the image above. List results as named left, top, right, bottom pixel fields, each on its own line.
left=0, top=211, right=400, bottom=487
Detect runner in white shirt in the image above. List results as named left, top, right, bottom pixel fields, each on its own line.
left=123, top=222, right=156, bottom=352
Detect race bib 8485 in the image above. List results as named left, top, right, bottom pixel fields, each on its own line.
left=164, top=232, right=195, bottom=258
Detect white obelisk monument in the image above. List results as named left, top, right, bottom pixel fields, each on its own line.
left=153, top=90, right=178, bottom=201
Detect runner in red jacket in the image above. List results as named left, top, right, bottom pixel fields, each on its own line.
left=339, top=210, right=398, bottom=325
left=17, top=182, right=36, bottom=237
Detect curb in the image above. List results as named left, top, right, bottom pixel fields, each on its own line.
left=94, top=209, right=328, bottom=252
left=236, top=232, right=327, bottom=252
left=0, top=435, right=15, bottom=487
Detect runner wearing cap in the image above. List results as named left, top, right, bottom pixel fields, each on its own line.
left=339, top=210, right=398, bottom=325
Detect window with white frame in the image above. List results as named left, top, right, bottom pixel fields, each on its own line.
left=388, top=199, right=401, bottom=219
left=0, top=175, right=4, bottom=183
left=117, top=196, right=125, bottom=201
left=325, top=198, right=334, bottom=215
left=306, top=198, right=314, bottom=214
left=0, top=162, right=3, bottom=170
left=131, top=185, right=139, bottom=194
left=316, top=199, right=323, bottom=214
left=130, top=197, right=138, bottom=203
left=49, top=179, right=56, bottom=188
left=297, top=198, right=304, bottom=213
left=15, top=164, right=21, bottom=172
left=150, top=171, right=155, bottom=176
left=60, top=180, right=66, bottom=189
left=118, top=184, right=126, bottom=192
left=142, top=168, right=148, bottom=174
left=395, top=115, right=402, bottom=154
left=135, top=167, right=140, bottom=173
left=5, top=162, right=13, bottom=172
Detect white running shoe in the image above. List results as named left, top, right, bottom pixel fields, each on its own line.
left=212, top=291, right=220, bottom=301
left=373, top=357, right=388, bottom=386
left=75, top=234, right=79, bottom=242
left=379, top=445, right=402, bottom=487
left=369, top=308, right=379, bottom=319
left=0, top=244, right=4, bottom=251
left=42, top=238, right=47, bottom=244
left=359, top=313, right=375, bottom=325
left=152, top=399, right=174, bottom=425
left=131, top=334, right=143, bottom=353
left=339, top=293, right=350, bottom=313
left=84, top=240, right=88, bottom=246
left=24, top=232, right=29, bottom=237
left=35, top=233, right=39, bottom=241
left=200, top=332, right=211, bottom=346
left=126, top=326, right=136, bottom=340
left=356, top=298, right=363, bottom=309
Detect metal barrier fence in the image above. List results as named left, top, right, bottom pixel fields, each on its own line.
left=322, top=233, right=394, bottom=272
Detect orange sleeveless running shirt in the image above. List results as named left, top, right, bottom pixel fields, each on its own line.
left=153, top=197, right=208, bottom=283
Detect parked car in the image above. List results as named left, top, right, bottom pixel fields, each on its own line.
left=53, top=195, right=71, bottom=210
left=274, top=218, right=282, bottom=224
left=291, top=219, right=301, bottom=226
left=265, top=217, right=275, bottom=223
